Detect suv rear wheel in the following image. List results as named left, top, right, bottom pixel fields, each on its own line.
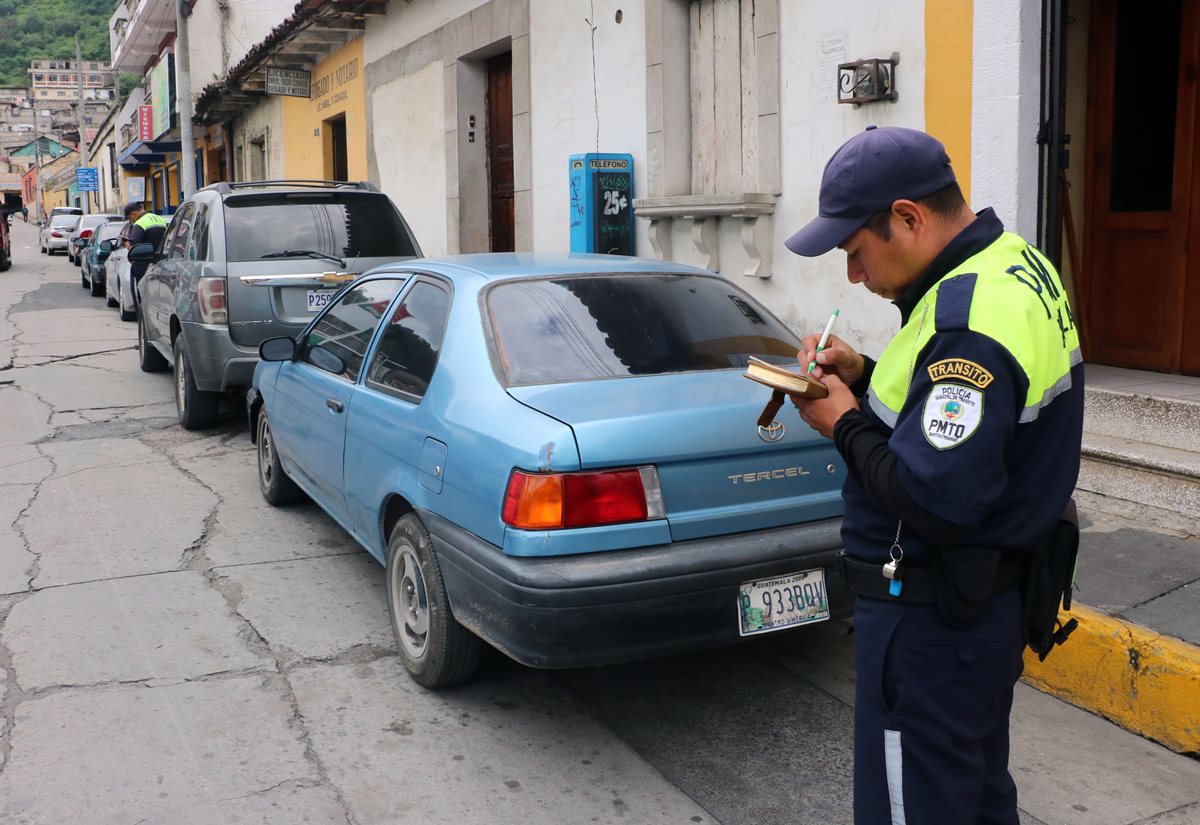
left=173, top=337, right=221, bottom=430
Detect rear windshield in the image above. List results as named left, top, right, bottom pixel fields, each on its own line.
left=97, top=223, right=126, bottom=241
left=222, top=192, right=417, bottom=263
left=51, top=216, right=78, bottom=227
left=487, top=273, right=803, bottom=385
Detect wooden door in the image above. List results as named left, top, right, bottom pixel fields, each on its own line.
left=486, top=52, right=514, bottom=252
left=1084, top=0, right=1200, bottom=374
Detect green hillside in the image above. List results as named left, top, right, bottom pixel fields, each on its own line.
left=0, top=0, right=119, bottom=88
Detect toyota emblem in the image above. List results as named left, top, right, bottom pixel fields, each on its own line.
left=758, top=420, right=786, bottom=443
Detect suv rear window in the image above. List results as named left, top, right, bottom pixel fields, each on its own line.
left=222, top=192, right=417, bottom=262
left=487, top=273, right=802, bottom=385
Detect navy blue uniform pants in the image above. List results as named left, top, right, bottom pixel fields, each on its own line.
left=853, top=588, right=1025, bottom=825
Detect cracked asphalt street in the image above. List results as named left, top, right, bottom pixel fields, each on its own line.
left=2, top=219, right=1199, bottom=825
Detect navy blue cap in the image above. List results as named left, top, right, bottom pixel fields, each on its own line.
left=786, top=126, right=957, bottom=257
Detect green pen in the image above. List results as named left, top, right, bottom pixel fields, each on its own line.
left=807, top=309, right=840, bottom=374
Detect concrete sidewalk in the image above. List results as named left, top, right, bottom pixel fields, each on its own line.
left=1024, top=488, right=1200, bottom=756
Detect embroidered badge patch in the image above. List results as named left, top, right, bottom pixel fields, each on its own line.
left=923, top=384, right=984, bottom=449
left=926, top=358, right=994, bottom=389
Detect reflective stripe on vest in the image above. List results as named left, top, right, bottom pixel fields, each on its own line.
left=865, top=232, right=1082, bottom=426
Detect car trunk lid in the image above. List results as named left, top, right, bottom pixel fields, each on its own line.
left=507, top=371, right=844, bottom=542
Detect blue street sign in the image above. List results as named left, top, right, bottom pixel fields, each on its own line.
left=76, top=167, right=99, bottom=192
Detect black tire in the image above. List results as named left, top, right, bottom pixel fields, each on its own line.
left=88, top=269, right=104, bottom=297
left=256, top=409, right=305, bottom=505
left=386, top=514, right=482, bottom=688
left=173, top=336, right=221, bottom=430
left=137, top=309, right=168, bottom=372
left=106, top=292, right=118, bottom=308
left=80, top=271, right=88, bottom=289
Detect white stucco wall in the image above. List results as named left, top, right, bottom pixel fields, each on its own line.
left=971, top=0, right=1042, bottom=241
left=764, top=2, right=928, bottom=355
left=373, top=62, right=449, bottom=256
left=528, top=0, right=648, bottom=252
left=364, top=0, right=490, bottom=64
left=233, top=96, right=284, bottom=180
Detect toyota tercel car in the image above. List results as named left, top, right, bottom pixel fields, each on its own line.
left=248, top=254, right=848, bottom=688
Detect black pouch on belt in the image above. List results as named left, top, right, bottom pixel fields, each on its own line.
left=1021, top=499, right=1080, bottom=661
left=929, top=546, right=1004, bottom=628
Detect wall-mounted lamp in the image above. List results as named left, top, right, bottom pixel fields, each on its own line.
left=837, top=54, right=899, bottom=106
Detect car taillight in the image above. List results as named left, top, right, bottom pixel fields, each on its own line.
left=51, top=231, right=63, bottom=238
left=80, top=229, right=93, bottom=239
left=197, top=276, right=228, bottom=324
left=502, top=467, right=664, bottom=530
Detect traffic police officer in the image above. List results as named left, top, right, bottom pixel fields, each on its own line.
left=787, top=126, right=1083, bottom=825
left=122, top=201, right=169, bottom=308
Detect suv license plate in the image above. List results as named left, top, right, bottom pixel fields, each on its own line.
left=307, top=289, right=336, bottom=312
left=738, top=568, right=829, bottom=636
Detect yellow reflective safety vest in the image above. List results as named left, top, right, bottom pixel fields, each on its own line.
left=841, top=216, right=1084, bottom=566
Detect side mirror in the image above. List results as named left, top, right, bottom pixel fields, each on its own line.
left=73, top=238, right=87, bottom=248
left=307, top=344, right=346, bottom=375
left=259, top=337, right=298, bottom=362
left=99, top=240, right=115, bottom=252
left=127, top=242, right=157, bottom=263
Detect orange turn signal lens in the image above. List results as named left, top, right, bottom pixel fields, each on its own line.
left=502, top=471, right=564, bottom=529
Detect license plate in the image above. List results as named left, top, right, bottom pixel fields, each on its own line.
left=307, top=289, right=336, bottom=312
left=738, top=568, right=829, bottom=636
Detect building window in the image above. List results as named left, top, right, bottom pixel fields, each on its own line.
left=34, top=74, right=43, bottom=82
left=57, top=91, right=66, bottom=97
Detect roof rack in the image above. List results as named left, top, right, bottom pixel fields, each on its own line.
left=201, top=180, right=379, bottom=195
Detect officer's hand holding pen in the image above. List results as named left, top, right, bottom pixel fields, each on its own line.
left=797, top=332, right=865, bottom=383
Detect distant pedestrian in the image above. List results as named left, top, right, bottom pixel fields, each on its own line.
left=21, top=206, right=28, bottom=222
left=122, top=202, right=169, bottom=309
left=786, top=126, right=1084, bottom=825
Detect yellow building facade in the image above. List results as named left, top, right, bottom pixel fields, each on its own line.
left=282, top=38, right=366, bottom=182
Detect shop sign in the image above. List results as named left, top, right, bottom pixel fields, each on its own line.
left=149, top=53, right=172, bottom=139
left=266, top=68, right=311, bottom=98
left=138, top=105, right=153, bottom=141
left=311, top=56, right=359, bottom=112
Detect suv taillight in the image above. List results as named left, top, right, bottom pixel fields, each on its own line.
left=502, top=467, right=665, bottom=530
left=197, top=276, right=228, bottom=324
left=80, top=229, right=93, bottom=239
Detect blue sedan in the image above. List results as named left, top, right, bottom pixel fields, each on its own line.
left=248, top=253, right=848, bottom=687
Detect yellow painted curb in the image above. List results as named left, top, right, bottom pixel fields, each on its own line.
left=1022, top=604, right=1200, bottom=754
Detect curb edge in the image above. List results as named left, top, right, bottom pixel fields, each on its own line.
left=1022, top=604, right=1200, bottom=755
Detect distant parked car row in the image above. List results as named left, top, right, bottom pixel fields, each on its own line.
left=83, top=179, right=849, bottom=691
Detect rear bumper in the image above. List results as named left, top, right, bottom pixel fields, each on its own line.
left=179, top=320, right=259, bottom=392
left=423, top=510, right=850, bottom=669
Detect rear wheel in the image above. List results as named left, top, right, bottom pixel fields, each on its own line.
left=80, top=271, right=87, bottom=289
left=386, top=514, right=482, bottom=688
left=173, top=336, right=221, bottom=430
left=88, top=268, right=104, bottom=297
left=256, top=409, right=305, bottom=505
left=137, top=310, right=168, bottom=372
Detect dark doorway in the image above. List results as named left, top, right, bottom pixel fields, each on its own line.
left=486, top=52, right=515, bottom=252
left=1084, top=0, right=1200, bottom=374
left=326, top=115, right=348, bottom=182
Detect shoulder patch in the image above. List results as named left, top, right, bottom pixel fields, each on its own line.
left=926, top=358, right=994, bottom=389
left=923, top=384, right=984, bottom=450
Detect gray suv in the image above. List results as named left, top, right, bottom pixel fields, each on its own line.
left=130, top=180, right=422, bottom=429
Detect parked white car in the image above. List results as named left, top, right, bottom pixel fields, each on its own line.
left=39, top=215, right=79, bottom=255
left=68, top=214, right=123, bottom=265
left=104, top=245, right=136, bottom=321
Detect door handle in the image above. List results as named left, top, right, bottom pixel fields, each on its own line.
left=326, top=398, right=344, bottom=413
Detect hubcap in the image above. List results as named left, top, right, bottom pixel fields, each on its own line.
left=258, top=419, right=274, bottom=489
left=391, top=548, right=430, bottom=659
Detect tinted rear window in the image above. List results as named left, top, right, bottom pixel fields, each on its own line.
left=487, top=273, right=802, bottom=385
left=222, top=192, right=417, bottom=262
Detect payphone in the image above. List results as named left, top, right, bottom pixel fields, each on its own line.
left=569, top=153, right=634, bottom=256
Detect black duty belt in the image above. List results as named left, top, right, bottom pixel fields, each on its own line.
left=838, top=550, right=1023, bottom=604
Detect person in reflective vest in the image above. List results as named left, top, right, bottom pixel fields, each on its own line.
left=122, top=202, right=169, bottom=308
left=787, top=126, right=1083, bottom=825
